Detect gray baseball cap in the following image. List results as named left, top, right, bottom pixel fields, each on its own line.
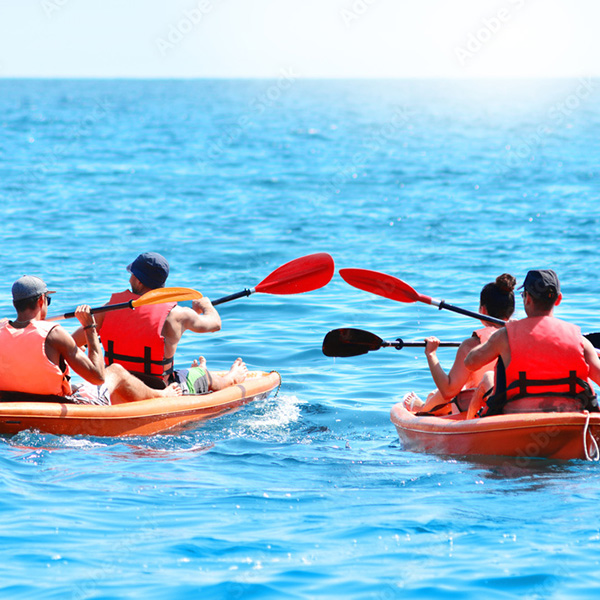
left=12, top=275, right=56, bottom=301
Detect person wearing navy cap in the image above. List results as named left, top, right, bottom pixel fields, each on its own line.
left=73, top=253, right=247, bottom=394
left=0, top=275, right=181, bottom=404
left=465, top=269, right=600, bottom=418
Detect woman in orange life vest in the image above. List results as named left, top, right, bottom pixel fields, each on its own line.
left=404, top=273, right=516, bottom=415
left=465, top=269, right=600, bottom=418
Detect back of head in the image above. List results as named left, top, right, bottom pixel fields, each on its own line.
left=127, top=252, right=169, bottom=290
left=480, top=273, right=516, bottom=321
left=12, top=275, right=54, bottom=312
left=521, top=269, right=560, bottom=312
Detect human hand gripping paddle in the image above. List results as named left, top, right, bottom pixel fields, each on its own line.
left=322, top=328, right=460, bottom=357
left=338, top=268, right=600, bottom=348
left=46, top=287, right=203, bottom=321
left=211, top=253, right=335, bottom=306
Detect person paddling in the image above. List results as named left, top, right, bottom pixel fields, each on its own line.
left=464, top=269, right=600, bottom=418
left=72, top=252, right=247, bottom=394
left=404, top=274, right=516, bottom=415
left=0, top=276, right=181, bottom=405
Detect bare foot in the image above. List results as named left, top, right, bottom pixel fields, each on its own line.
left=229, top=358, right=248, bottom=385
left=191, top=356, right=207, bottom=369
left=403, top=392, right=423, bottom=411
left=159, top=382, right=183, bottom=397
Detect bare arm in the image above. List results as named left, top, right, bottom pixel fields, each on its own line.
left=465, top=328, right=509, bottom=372
left=425, top=336, right=478, bottom=400
left=583, top=338, right=600, bottom=386
left=47, top=306, right=105, bottom=385
left=175, top=297, right=221, bottom=334
left=72, top=309, right=107, bottom=346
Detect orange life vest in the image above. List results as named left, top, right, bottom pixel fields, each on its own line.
left=100, top=290, right=176, bottom=377
left=485, top=316, right=596, bottom=415
left=463, top=326, right=499, bottom=390
left=0, top=320, right=72, bottom=396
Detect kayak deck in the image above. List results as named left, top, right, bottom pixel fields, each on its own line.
left=0, top=371, right=281, bottom=437
left=391, top=400, right=600, bottom=461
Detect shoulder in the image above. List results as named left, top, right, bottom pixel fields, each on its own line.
left=165, top=305, right=196, bottom=324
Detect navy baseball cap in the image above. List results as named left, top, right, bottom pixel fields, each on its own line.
left=12, top=275, right=56, bottom=301
left=127, top=253, right=169, bottom=289
left=519, top=269, right=560, bottom=301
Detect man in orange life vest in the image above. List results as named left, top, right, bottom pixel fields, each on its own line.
left=72, top=252, right=248, bottom=394
left=465, top=269, right=600, bottom=417
left=0, top=275, right=181, bottom=404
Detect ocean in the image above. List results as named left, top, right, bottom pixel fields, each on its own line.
left=1, top=78, right=600, bottom=598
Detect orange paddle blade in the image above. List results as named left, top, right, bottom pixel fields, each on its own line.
left=132, top=287, right=203, bottom=307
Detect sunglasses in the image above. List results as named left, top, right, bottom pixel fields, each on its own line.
left=45, top=294, right=52, bottom=306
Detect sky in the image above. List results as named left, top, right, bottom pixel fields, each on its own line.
left=0, top=0, right=599, bottom=78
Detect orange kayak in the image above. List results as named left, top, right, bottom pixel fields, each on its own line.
left=0, top=371, right=280, bottom=437
left=391, top=400, right=600, bottom=461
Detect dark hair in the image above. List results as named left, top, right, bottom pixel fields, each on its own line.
left=527, top=292, right=556, bottom=312
left=480, top=273, right=516, bottom=321
left=13, top=294, right=42, bottom=313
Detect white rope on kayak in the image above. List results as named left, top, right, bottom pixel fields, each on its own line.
left=582, top=410, right=600, bottom=462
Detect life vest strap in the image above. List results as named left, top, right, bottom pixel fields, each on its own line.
left=106, top=340, right=174, bottom=376
left=484, top=368, right=598, bottom=417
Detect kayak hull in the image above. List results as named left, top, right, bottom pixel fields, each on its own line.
left=0, top=371, right=280, bottom=437
left=391, top=401, right=600, bottom=461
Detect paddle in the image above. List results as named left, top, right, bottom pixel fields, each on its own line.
left=339, top=268, right=505, bottom=326
left=46, top=287, right=203, bottom=321
left=322, top=328, right=461, bottom=357
left=339, top=269, right=600, bottom=348
left=212, top=253, right=335, bottom=306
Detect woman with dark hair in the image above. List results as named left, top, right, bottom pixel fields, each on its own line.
left=404, top=273, right=516, bottom=415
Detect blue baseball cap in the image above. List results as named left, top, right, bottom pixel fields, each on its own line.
left=127, top=253, right=169, bottom=289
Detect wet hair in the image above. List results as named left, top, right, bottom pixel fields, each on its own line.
left=13, top=294, right=42, bottom=313
left=480, top=273, right=516, bottom=321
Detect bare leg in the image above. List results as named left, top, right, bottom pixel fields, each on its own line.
left=105, top=364, right=182, bottom=405
left=467, top=372, right=495, bottom=419
left=191, top=356, right=248, bottom=392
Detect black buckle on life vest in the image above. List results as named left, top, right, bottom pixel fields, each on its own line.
left=106, top=340, right=174, bottom=376
left=484, top=369, right=598, bottom=416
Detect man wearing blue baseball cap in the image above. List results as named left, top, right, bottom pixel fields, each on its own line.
left=465, top=269, right=600, bottom=417
left=73, top=252, right=247, bottom=394
left=0, top=275, right=182, bottom=404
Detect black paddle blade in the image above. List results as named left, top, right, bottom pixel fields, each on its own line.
left=322, top=328, right=383, bottom=357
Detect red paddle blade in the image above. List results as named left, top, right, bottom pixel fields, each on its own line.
left=339, top=268, right=432, bottom=304
left=255, top=253, right=335, bottom=295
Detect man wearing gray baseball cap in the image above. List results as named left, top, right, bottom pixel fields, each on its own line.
left=465, top=269, right=600, bottom=417
left=0, top=275, right=181, bottom=404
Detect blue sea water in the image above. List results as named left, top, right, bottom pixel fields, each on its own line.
left=1, top=78, right=600, bottom=598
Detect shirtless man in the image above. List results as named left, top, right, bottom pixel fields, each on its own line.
left=72, top=253, right=247, bottom=394
left=0, top=275, right=181, bottom=405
